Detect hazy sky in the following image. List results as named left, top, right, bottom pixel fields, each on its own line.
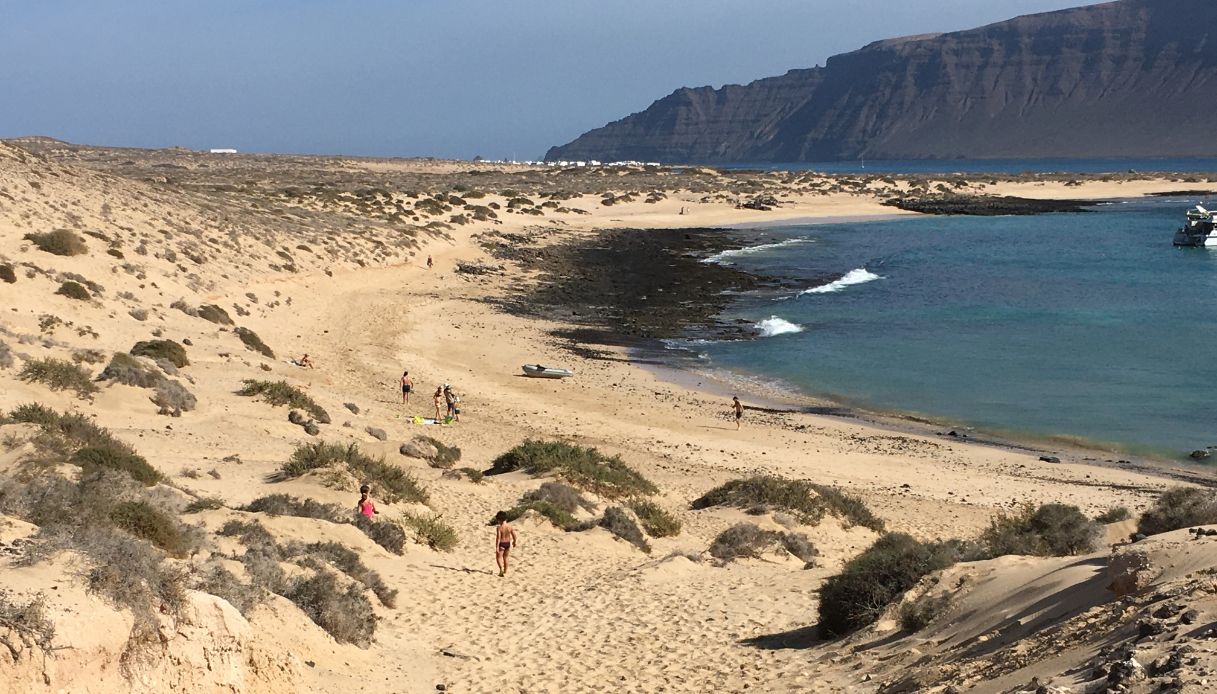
left=1, top=0, right=1104, bottom=159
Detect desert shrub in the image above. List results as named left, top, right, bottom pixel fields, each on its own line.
left=489, top=439, right=657, bottom=498
left=818, top=533, right=962, bottom=637
left=218, top=519, right=277, bottom=548
left=242, top=494, right=343, bottom=522
left=416, top=435, right=461, bottom=468
left=628, top=499, right=682, bottom=537
left=981, top=503, right=1101, bottom=557
left=0, top=263, right=16, bottom=283
left=6, top=404, right=130, bottom=456
left=709, top=523, right=779, bottom=561
left=353, top=515, right=407, bottom=554
left=237, top=380, right=329, bottom=422
left=600, top=507, right=650, bottom=553
left=108, top=500, right=189, bottom=556
left=152, top=379, right=197, bottom=412
left=809, top=484, right=886, bottom=532
left=130, top=339, right=188, bottom=368
left=194, top=564, right=262, bottom=615
left=280, top=442, right=426, bottom=504
left=780, top=531, right=819, bottom=563
left=398, top=512, right=459, bottom=552
left=457, top=467, right=484, bottom=483
left=71, top=349, right=106, bottom=365
left=282, top=570, right=376, bottom=647
left=295, top=541, right=396, bottom=607
left=1095, top=506, right=1132, bottom=524
left=81, top=527, right=188, bottom=621
left=0, top=591, right=56, bottom=652
left=184, top=497, right=224, bottom=513
left=71, top=446, right=162, bottom=486
left=196, top=304, right=234, bottom=325
left=56, top=281, right=91, bottom=301
left=692, top=476, right=825, bottom=524
left=522, top=481, right=594, bottom=514
left=0, top=340, right=13, bottom=370
left=235, top=327, right=275, bottom=358
left=899, top=594, right=952, bottom=633
left=1137, top=487, right=1217, bottom=536
left=99, top=352, right=162, bottom=388
left=503, top=500, right=581, bottom=530
left=18, top=358, right=98, bottom=398
left=25, top=229, right=87, bottom=256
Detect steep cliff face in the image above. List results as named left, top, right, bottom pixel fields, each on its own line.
left=547, top=0, right=1217, bottom=163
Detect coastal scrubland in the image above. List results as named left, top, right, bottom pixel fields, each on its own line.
left=1, top=137, right=1217, bottom=693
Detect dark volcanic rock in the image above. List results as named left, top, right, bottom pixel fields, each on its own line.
left=547, top=0, right=1217, bottom=163
left=883, top=196, right=1093, bottom=216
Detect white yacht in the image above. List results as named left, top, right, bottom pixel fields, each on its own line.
left=1174, top=205, right=1217, bottom=247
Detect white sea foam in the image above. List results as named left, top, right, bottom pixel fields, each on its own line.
left=702, top=238, right=811, bottom=264
left=800, top=268, right=883, bottom=295
left=754, top=316, right=805, bottom=337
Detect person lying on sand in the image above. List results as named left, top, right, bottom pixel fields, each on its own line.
left=733, top=395, right=743, bottom=430
left=293, top=353, right=314, bottom=369
left=357, top=485, right=377, bottom=519
left=494, top=511, right=518, bottom=577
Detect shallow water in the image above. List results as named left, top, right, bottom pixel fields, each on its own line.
left=693, top=197, right=1217, bottom=458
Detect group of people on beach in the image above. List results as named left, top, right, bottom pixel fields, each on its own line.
left=400, top=371, right=461, bottom=423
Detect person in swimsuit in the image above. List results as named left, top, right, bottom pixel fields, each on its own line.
left=357, top=485, right=377, bottom=519
left=444, top=385, right=459, bottom=422
left=733, top=396, right=743, bottom=430
left=493, top=511, right=518, bottom=577
left=427, top=254, right=434, bottom=269
left=400, top=370, right=413, bottom=404
left=433, top=386, right=444, bottom=422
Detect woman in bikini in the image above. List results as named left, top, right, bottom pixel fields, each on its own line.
left=433, top=386, right=444, bottom=422
left=357, top=485, right=377, bottom=519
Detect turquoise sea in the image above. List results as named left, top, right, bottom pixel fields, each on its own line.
left=691, top=196, right=1217, bottom=459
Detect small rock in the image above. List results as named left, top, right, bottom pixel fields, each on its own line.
left=365, top=427, right=388, bottom=441
left=401, top=438, right=440, bottom=460
left=1039, top=455, right=1061, bottom=464
left=288, top=410, right=307, bottom=426
left=1137, top=618, right=1166, bottom=639
left=1190, top=449, right=1210, bottom=460
left=304, top=422, right=320, bottom=436
left=260, top=363, right=272, bottom=371
left=182, top=338, right=193, bottom=346
left=1181, top=609, right=1200, bottom=625
left=344, top=402, right=360, bottom=415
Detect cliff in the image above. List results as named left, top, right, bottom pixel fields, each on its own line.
left=546, top=0, right=1217, bottom=163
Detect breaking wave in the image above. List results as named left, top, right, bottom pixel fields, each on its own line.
left=702, top=238, right=811, bottom=264
left=754, top=316, right=805, bottom=337
left=799, top=268, right=883, bottom=295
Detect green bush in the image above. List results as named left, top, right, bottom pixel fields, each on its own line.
left=130, top=339, right=189, bottom=368
left=600, top=507, right=650, bottom=553
left=99, top=352, right=163, bottom=388
left=295, top=541, right=396, bottom=607
left=457, top=467, right=484, bottom=483
left=71, top=446, right=162, bottom=486
left=280, top=442, right=426, bottom=504
left=416, top=435, right=462, bottom=468
left=24, top=229, right=87, bottom=256
left=18, top=358, right=98, bottom=398
left=184, top=497, right=224, bottom=513
left=692, top=476, right=826, bottom=524
left=108, top=500, right=189, bottom=557
left=242, top=494, right=344, bottom=521
left=398, top=512, right=459, bottom=551
left=809, top=484, right=886, bottom=532
left=1137, top=487, right=1217, bottom=536
left=353, top=516, right=407, bottom=554
left=237, top=380, right=329, bottom=422
left=981, top=503, right=1101, bottom=557
left=503, top=500, right=581, bottom=530
left=1095, top=506, right=1132, bottom=524
left=235, top=327, right=275, bottom=358
left=522, top=481, right=594, bottom=514
left=283, top=570, right=377, bottom=647
left=818, top=533, right=962, bottom=637
left=709, top=523, right=779, bottom=561
left=489, top=439, right=657, bottom=498
left=55, top=281, right=91, bottom=301
left=628, top=499, right=682, bottom=537
left=6, top=404, right=128, bottom=454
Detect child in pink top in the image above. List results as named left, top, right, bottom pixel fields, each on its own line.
left=357, top=485, right=377, bottom=519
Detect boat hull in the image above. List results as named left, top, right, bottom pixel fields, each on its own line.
left=522, top=365, right=573, bottom=379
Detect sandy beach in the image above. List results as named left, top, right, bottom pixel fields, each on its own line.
left=3, top=140, right=1217, bottom=693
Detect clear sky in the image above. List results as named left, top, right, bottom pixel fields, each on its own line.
left=0, top=0, right=1105, bottom=160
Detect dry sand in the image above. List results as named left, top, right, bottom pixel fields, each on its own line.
left=2, top=140, right=1217, bottom=693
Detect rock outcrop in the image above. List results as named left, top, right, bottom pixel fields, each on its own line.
left=547, top=0, right=1217, bottom=163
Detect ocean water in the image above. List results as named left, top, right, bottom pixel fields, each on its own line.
left=693, top=196, right=1217, bottom=458
left=716, top=158, right=1217, bottom=175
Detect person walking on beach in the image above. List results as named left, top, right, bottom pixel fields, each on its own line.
left=426, top=254, right=434, bottom=270
left=494, top=511, right=518, bottom=577
left=732, top=396, right=744, bottom=430
left=400, top=370, right=413, bottom=404
left=433, top=386, right=444, bottom=422
left=357, top=485, right=377, bottom=519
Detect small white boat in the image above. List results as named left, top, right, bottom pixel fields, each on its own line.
left=1174, top=205, right=1217, bottom=247
left=522, top=364, right=573, bottom=379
